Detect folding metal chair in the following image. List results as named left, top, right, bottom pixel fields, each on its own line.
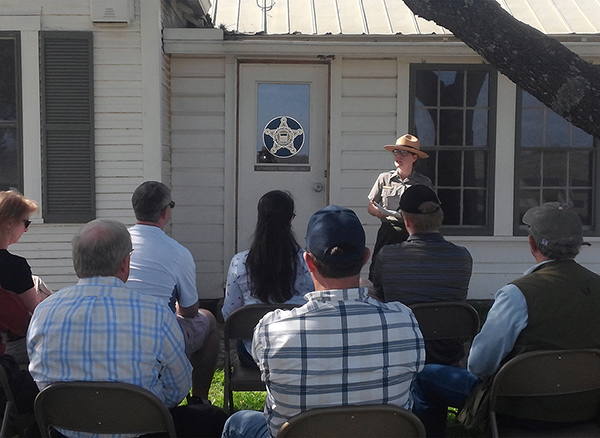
left=409, top=301, right=480, bottom=365
left=34, top=381, right=176, bottom=438
left=0, top=364, right=36, bottom=438
left=488, top=349, right=600, bottom=437
left=223, top=304, right=297, bottom=414
left=277, top=404, right=426, bottom=437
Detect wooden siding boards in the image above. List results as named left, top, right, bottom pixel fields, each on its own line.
left=170, top=56, right=227, bottom=298
left=8, top=0, right=145, bottom=292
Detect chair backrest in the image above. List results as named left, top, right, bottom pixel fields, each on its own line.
left=224, top=303, right=298, bottom=344
left=277, top=404, right=426, bottom=438
left=409, top=301, right=479, bottom=341
left=488, top=349, right=600, bottom=431
left=0, top=366, right=14, bottom=405
left=34, top=381, right=177, bottom=438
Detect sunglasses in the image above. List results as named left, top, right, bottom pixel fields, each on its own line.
left=393, top=149, right=413, bottom=157
left=23, top=219, right=31, bottom=228
left=167, top=200, right=175, bottom=209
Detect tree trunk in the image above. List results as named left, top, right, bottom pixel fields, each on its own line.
left=402, top=0, right=600, bottom=138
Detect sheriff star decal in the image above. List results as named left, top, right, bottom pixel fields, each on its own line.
left=263, top=116, right=305, bottom=158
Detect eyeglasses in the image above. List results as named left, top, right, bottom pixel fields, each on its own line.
left=23, top=219, right=31, bottom=228
left=393, top=149, right=412, bottom=157
left=167, top=200, right=175, bottom=209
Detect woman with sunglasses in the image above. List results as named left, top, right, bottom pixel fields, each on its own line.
left=0, top=190, right=43, bottom=313
left=0, top=190, right=44, bottom=417
left=367, top=134, right=432, bottom=280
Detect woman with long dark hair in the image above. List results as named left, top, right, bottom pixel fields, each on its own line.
left=222, top=191, right=313, bottom=364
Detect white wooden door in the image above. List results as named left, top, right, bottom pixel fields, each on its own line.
left=237, top=62, right=329, bottom=251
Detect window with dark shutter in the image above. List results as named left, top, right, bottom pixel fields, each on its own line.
left=41, top=31, right=94, bottom=223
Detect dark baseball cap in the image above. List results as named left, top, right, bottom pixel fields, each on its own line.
left=523, top=202, right=588, bottom=249
left=305, top=205, right=365, bottom=265
left=399, top=185, right=441, bottom=214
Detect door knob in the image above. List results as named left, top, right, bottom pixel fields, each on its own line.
left=313, top=183, right=324, bottom=192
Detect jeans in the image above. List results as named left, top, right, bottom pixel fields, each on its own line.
left=411, top=364, right=481, bottom=438
left=221, top=410, right=270, bottom=438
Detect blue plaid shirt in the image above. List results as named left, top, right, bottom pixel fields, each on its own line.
left=27, top=277, right=192, bottom=437
left=252, top=287, right=425, bottom=437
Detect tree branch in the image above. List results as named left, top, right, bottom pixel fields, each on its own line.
left=402, top=0, right=600, bottom=138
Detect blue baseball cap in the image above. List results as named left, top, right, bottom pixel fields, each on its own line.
left=305, top=205, right=366, bottom=264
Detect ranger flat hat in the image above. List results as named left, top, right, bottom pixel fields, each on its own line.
left=383, top=134, right=429, bottom=158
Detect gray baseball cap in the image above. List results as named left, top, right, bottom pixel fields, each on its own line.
left=522, top=202, right=589, bottom=249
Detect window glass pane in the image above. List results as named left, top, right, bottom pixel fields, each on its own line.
left=466, top=109, right=487, bottom=146
left=545, top=111, right=569, bottom=147
left=0, top=128, right=18, bottom=189
left=0, top=38, right=16, bottom=122
left=466, top=70, right=488, bottom=107
left=570, top=189, right=593, bottom=226
left=439, top=71, right=463, bottom=107
left=414, top=107, right=436, bottom=147
left=438, top=188, right=460, bottom=225
left=415, top=70, right=438, bottom=107
left=464, top=150, right=487, bottom=187
left=463, top=189, right=486, bottom=226
left=522, top=92, right=543, bottom=108
left=542, top=188, right=567, bottom=204
left=519, top=150, right=542, bottom=187
left=415, top=150, right=437, bottom=183
left=439, top=109, right=463, bottom=146
left=437, top=150, right=462, bottom=186
left=572, top=126, right=593, bottom=148
left=542, top=151, right=567, bottom=186
left=256, top=83, right=310, bottom=165
left=570, top=151, right=593, bottom=187
left=517, top=189, right=541, bottom=223
left=521, top=109, right=543, bottom=148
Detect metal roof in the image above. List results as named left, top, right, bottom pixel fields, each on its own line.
left=209, top=0, right=600, bottom=36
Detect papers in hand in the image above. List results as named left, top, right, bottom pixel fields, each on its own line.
left=372, top=201, right=403, bottom=220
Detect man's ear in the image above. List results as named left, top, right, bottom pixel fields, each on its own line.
left=362, top=247, right=371, bottom=266
left=303, top=251, right=317, bottom=273
left=528, top=235, right=538, bottom=253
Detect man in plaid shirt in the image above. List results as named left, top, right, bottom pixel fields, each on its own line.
left=28, top=219, right=227, bottom=438
left=222, top=205, right=425, bottom=438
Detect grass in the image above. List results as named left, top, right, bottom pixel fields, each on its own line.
left=208, top=368, right=266, bottom=411
left=206, top=369, right=484, bottom=437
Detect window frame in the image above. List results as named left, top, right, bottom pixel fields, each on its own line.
left=0, top=31, right=23, bottom=192
left=513, top=88, right=599, bottom=236
left=409, top=63, right=497, bottom=236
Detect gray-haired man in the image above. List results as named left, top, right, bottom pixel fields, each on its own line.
left=411, top=203, right=600, bottom=437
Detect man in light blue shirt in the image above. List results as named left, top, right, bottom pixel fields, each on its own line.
left=28, top=219, right=227, bottom=438
left=411, top=203, right=600, bottom=437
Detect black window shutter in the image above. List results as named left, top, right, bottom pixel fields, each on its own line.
left=41, top=31, right=95, bottom=223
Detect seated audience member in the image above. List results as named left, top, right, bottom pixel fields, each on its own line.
left=411, top=203, right=600, bottom=437
left=126, top=181, right=218, bottom=404
left=0, top=286, right=39, bottom=416
left=222, top=205, right=425, bottom=438
left=0, top=190, right=52, bottom=368
left=28, top=219, right=227, bottom=438
left=222, top=190, right=313, bottom=367
left=370, top=185, right=473, bottom=365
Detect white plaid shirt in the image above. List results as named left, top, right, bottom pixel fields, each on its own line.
left=252, top=287, right=425, bottom=437
left=28, top=277, right=192, bottom=438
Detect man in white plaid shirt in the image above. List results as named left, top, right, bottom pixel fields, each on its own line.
left=222, top=205, right=425, bottom=438
left=28, top=219, right=227, bottom=438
